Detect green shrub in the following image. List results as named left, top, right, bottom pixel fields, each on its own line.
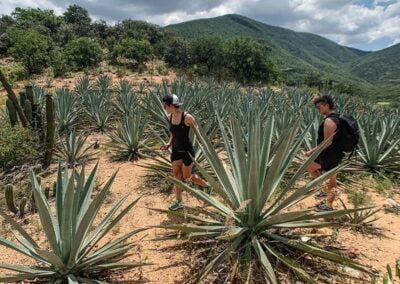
left=223, top=37, right=279, bottom=84
left=348, top=190, right=373, bottom=208
left=64, top=37, right=103, bottom=70
left=0, top=123, right=38, bottom=171
left=113, top=38, right=153, bottom=67
left=7, top=27, right=50, bottom=75
left=0, top=63, right=27, bottom=87
left=50, top=48, right=69, bottom=77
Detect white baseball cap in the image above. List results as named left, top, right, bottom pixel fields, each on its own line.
left=171, top=94, right=181, bottom=106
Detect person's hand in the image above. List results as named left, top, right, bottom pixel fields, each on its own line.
left=160, top=144, right=170, bottom=151
left=305, top=150, right=313, bottom=157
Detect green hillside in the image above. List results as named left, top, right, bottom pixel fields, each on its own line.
left=349, top=43, right=400, bottom=81
left=349, top=43, right=400, bottom=101
left=165, top=14, right=361, bottom=70
left=165, top=14, right=393, bottom=102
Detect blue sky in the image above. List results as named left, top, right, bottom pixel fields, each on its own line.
left=2, top=0, right=400, bottom=51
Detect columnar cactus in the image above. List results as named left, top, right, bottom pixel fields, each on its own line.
left=44, top=93, right=55, bottom=168
left=19, top=91, right=26, bottom=106
left=30, top=191, right=37, bottom=213
left=18, top=197, right=27, bottom=218
left=0, top=69, right=29, bottom=127
left=52, top=181, right=57, bottom=197
left=6, top=98, right=18, bottom=126
left=44, top=187, right=50, bottom=199
left=5, top=185, right=18, bottom=214
left=24, top=99, right=33, bottom=124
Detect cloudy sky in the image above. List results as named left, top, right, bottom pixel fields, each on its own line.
left=2, top=0, right=400, bottom=51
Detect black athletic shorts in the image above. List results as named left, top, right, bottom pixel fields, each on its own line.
left=315, top=151, right=344, bottom=171
left=171, top=149, right=195, bottom=166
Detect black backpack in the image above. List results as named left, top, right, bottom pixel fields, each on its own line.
left=337, top=114, right=359, bottom=153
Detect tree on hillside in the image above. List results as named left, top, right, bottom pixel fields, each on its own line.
left=223, top=37, right=279, bottom=84
left=110, top=20, right=164, bottom=44
left=163, top=38, right=192, bottom=68
left=11, top=7, right=63, bottom=36
left=7, top=28, right=50, bottom=74
left=64, top=37, right=103, bottom=69
left=90, top=20, right=109, bottom=44
left=190, top=36, right=224, bottom=73
left=113, top=38, right=153, bottom=68
left=0, top=15, right=15, bottom=35
left=63, top=5, right=91, bottom=37
left=304, top=71, right=324, bottom=88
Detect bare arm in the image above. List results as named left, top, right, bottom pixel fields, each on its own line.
left=185, top=113, right=196, bottom=127
left=306, top=118, right=337, bottom=156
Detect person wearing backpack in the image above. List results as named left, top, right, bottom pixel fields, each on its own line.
left=306, top=95, right=345, bottom=211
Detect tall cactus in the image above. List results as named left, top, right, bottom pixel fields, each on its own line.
left=44, top=187, right=50, bottom=199
left=52, top=181, right=57, bottom=197
left=26, top=84, right=34, bottom=106
left=44, top=93, right=55, bottom=168
left=0, top=68, right=29, bottom=127
left=5, top=185, right=18, bottom=214
left=6, top=98, right=18, bottom=126
left=19, top=197, right=27, bottom=218
left=19, top=91, right=26, bottom=107
left=24, top=99, right=33, bottom=124
left=30, top=191, right=37, bottom=213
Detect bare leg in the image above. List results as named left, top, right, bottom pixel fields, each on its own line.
left=307, top=162, right=321, bottom=179
left=172, top=160, right=183, bottom=202
left=326, top=174, right=339, bottom=208
left=182, top=163, right=209, bottom=187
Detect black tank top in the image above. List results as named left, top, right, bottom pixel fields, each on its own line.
left=317, top=112, right=341, bottom=153
left=169, top=112, right=194, bottom=152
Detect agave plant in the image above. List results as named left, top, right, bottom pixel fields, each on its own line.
left=302, top=113, right=321, bottom=152
left=75, top=76, right=91, bottom=100
left=338, top=199, right=380, bottom=226
left=54, top=87, right=79, bottom=134
left=156, top=111, right=372, bottom=283
left=0, top=164, right=146, bottom=282
left=93, top=74, right=113, bottom=94
left=32, top=85, right=47, bottom=107
left=107, top=112, right=151, bottom=161
left=84, top=91, right=112, bottom=132
left=113, top=79, right=138, bottom=117
left=350, top=117, right=400, bottom=176
left=55, top=130, right=96, bottom=167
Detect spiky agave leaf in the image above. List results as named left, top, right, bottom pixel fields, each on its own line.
left=157, top=110, right=373, bottom=283
left=113, top=79, right=139, bottom=117
left=84, top=91, right=112, bottom=132
left=55, top=130, right=96, bottom=167
left=350, top=117, right=400, bottom=176
left=32, top=84, right=47, bottom=107
left=107, top=111, right=154, bottom=161
left=0, top=164, right=148, bottom=282
left=54, top=87, right=79, bottom=134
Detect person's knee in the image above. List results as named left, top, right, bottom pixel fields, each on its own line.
left=328, top=178, right=337, bottom=188
left=307, top=165, right=317, bottom=174
left=182, top=172, right=192, bottom=181
left=173, top=170, right=182, bottom=179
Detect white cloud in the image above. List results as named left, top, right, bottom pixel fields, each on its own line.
left=1, top=0, right=64, bottom=16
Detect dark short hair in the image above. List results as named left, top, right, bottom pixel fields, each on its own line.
left=313, top=95, right=334, bottom=109
left=162, top=94, right=179, bottom=108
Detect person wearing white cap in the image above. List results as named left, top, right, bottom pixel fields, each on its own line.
left=160, top=94, right=211, bottom=210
